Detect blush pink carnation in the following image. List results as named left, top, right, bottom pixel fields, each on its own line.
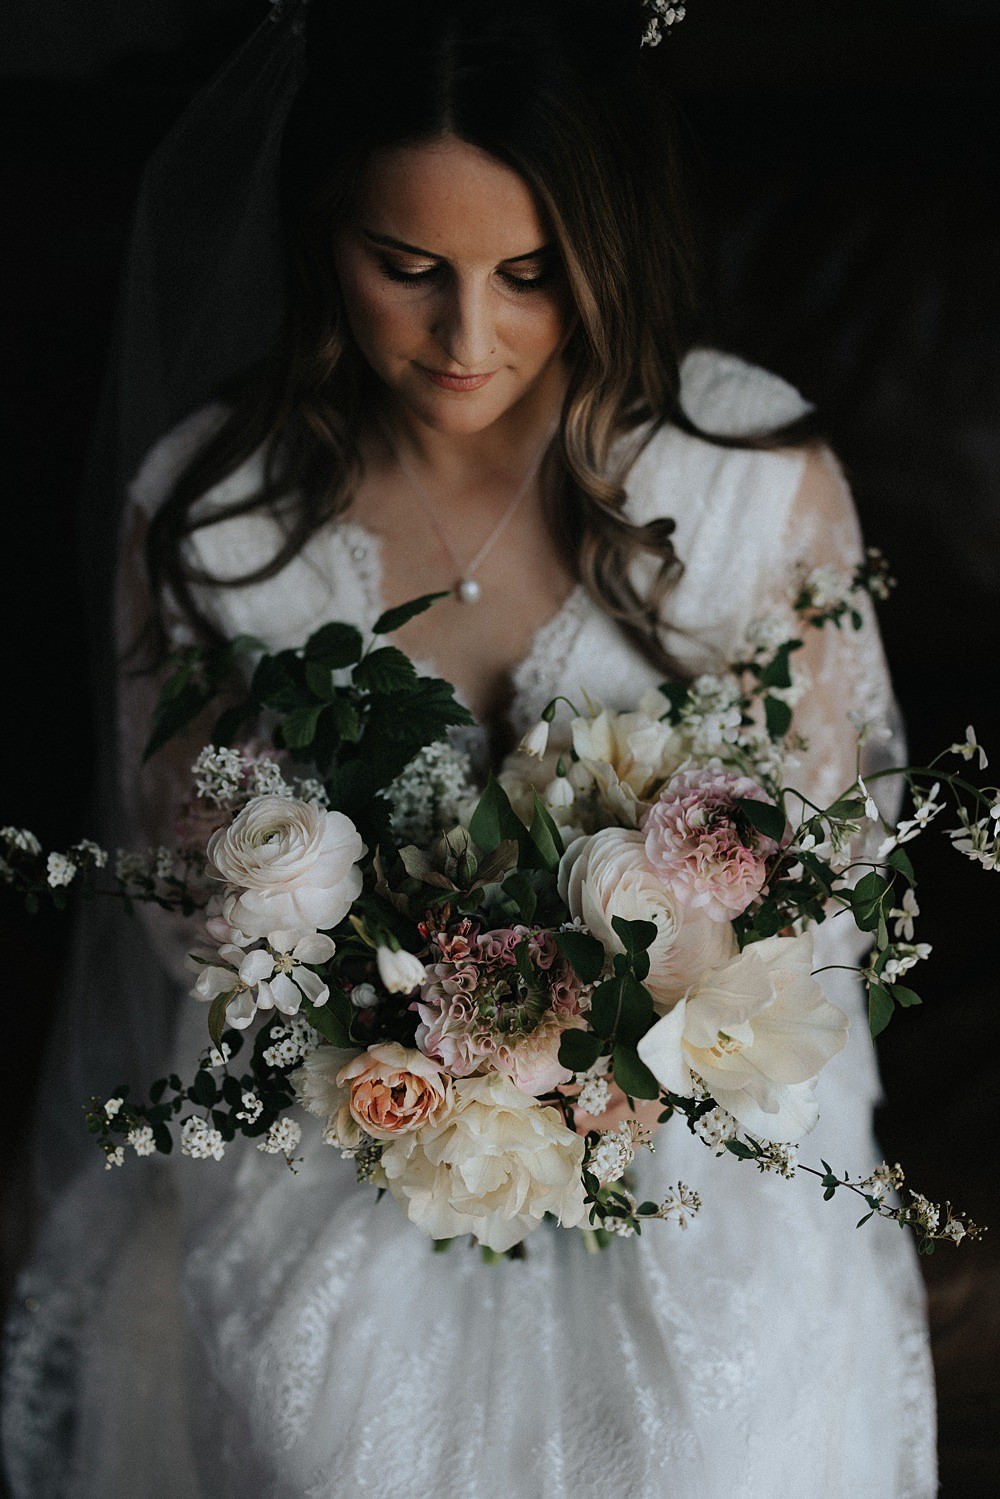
left=643, top=768, right=781, bottom=922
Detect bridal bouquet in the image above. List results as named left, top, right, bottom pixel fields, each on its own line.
left=4, top=564, right=991, bottom=1256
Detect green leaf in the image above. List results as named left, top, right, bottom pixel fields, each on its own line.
left=889, top=983, right=923, bottom=1009
left=885, top=846, right=916, bottom=885
left=468, top=775, right=528, bottom=856
left=868, top=982, right=895, bottom=1037
left=190, top=1069, right=217, bottom=1108
left=764, top=695, right=793, bottom=739
left=609, top=915, right=658, bottom=961
left=303, top=622, right=364, bottom=667
left=471, top=839, right=519, bottom=888
left=851, top=871, right=892, bottom=933
left=304, top=661, right=337, bottom=701
left=329, top=697, right=361, bottom=742
left=616, top=974, right=654, bottom=1046
left=501, top=870, right=538, bottom=924
left=528, top=790, right=564, bottom=871
left=353, top=646, right=419, bottom=695
left=280, top=702, right=327, bottom=751
left=589, top=978, right=620, bottom=1039
left=554, top=930, right=605, bottom=986
left=372, top=591, right=450, bottom=635
left=301, top=997, right=353, bottom=1048
left=558, top=1029, right=605, bottom=1073
left=656, top=681, right=689, bottom=723
left=612, top=1043, right=660, bottom=1100
left=736, top=796, right=786, bottom=844
left=207, top=989, right=231, bottom=1051
left=760, top=642, right=796, bottom=690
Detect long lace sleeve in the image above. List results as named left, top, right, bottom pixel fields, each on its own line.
left=764, top=445, right=904, bottom=823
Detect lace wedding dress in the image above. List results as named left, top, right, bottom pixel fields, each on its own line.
left=3, top=350, right=937, bottom=1497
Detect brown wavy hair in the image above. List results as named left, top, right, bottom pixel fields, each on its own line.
left=147, top=0, right=814, bottom=674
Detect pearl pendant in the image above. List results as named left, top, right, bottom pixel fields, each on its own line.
left=456, top=578, right=482, bottom=604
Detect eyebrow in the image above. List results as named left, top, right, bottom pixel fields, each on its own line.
left=361, top=230, right=553, bottom=263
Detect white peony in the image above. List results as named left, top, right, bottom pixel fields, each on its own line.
left=207, top=794, right=365, bottom=940
left=380, top=1073, right=587, bottom=1253
left=636, top=933, right=850, bottom=1142
left=558, top=827, right=736, bottom=1012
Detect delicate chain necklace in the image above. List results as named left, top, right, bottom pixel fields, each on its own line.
left=378, top=416, right=556, bottom=604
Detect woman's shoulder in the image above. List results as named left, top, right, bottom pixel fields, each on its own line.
left=127, top=402, right=256, bottom=518
left=677, top=346, right=811, bottom=436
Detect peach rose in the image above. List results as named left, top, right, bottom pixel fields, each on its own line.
left=339, top=1043, right=453, bottom=1141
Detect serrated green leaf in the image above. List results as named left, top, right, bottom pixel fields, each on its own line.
left=372, top=591, right=450, bottom=635
left=304, top=661, right=337, bottom=701
left=554, top=930, right=605, bottom=986
left=736, top=796, right=786, bottom=843
left=611, top=1043, right=660, bottom=1100
left=303, top=621, right=364, bottom=667
left=868, top=982, right=895, bottom=1036
left=353, top=646, right=419, bottom=695
left=280, top=702, right=327, bottom=750
left=558, top=1029, right=605, bottom=1073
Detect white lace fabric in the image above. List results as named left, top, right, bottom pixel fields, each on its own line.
left=2, top=350, right=936, bottom=1498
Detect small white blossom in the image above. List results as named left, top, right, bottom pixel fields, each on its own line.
left=247, top=757, right=292, bottom=798
left=857, top=777, right=880, bottom=823
left=880, top=943, right=932, bottom=983
left=127, top=1126, right=156, bottom=1157
left=755, top=1141, right=798, bottom=1179
left=104, top=1097, right=124, bottom=1119
left=256, top=1117, right=302, bottom=1157
left=387, top=740, right=477, bottom=846
left=192, top=745, right=248, bottom=804
left=205, top=1042, right=232, bottom=1070
left=235, top=1091, right=263, bottom=1124
left=575, top=1075, right=611, bottom=1117
left=588, top=1120, right=650, bottom=1184
left=949, top=725, right=988, bottom=771
left=693, top=1104, right=740, bottom=1152
left=656, top=1181, right=702, bottom=1228
left=115, top=848, right=152, bottom=884
left=890, top=888, right=919, bottom=941
left=261, top=1015, right=317, bottom=1069
left=942, top=1218, right=967, bottom=1245
left=104, top=1146, right=125, bottom=1170
left=518, top=719, right=550, bottom=758
left=153, top=846, right=175, bottom=881
left=294, top=777, right=330, bottom=807
left=1, top=826, right=42, bottom=855
left=860, top=1162, right=905, bottom=1201
left=349, top=981, right=379, bottom=1009
left=544, top=774, right=576, bottom=811
left=46, top=852, right=77, bottom=888
left=73, top=838, right=108, bottom=868
left=180, top=1116, right=226, bottom=1161
left=908, top=1192, right=941, bottom=1234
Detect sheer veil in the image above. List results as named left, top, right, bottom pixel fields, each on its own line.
left=31, top=1, right=309, bottom=1206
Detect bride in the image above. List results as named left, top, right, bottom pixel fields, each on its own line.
left=3, top=2, right=937, bottom=1494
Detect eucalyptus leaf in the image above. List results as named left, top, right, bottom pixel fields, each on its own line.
left=612, top=1043, right=660, bottom=1100
left=554, top=929, right=605, bottom=986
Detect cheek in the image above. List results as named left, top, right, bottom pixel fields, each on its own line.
left=337, top=268, right=420, bottom=363
left=503, top=297, right=570, bottom=363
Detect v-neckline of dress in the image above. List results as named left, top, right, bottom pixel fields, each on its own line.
left=331, top=513, right=592, bottom=749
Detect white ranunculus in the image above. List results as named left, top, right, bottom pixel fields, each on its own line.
left=636, top=932, right=850, bottom=1142
left=558, top=827, right=737, bottom=1012
left=380, top=1073, right=587, bottom=1253
left=207, top=794, right=365, bottom=940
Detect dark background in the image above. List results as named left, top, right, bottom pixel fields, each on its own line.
left=2, top=2, right=998, bottom=1493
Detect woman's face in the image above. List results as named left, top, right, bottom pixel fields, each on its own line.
left=333, top=135, right=572, bottom=436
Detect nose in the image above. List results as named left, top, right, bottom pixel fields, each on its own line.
left=431, top=278, right=497, bottom=370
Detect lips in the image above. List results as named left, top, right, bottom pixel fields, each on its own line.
left=417, top=365, right=497, bottom=392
